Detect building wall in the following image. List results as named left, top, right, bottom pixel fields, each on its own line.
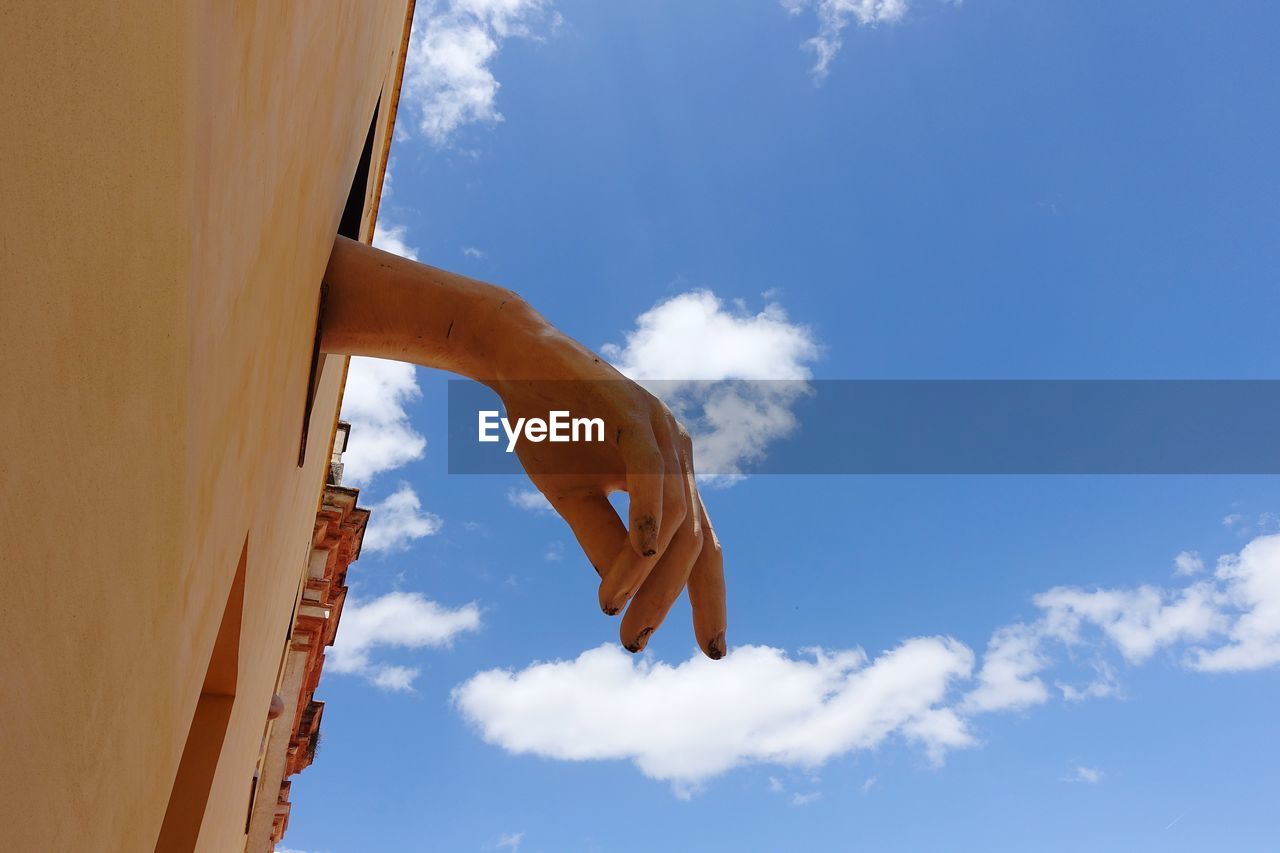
left=0, top=3, right=410, bottom=850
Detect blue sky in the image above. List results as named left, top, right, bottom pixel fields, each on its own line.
left=284, top=2, right=1280, bottom=851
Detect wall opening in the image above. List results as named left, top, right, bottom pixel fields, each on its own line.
left=337, top=105, right=380, bottom=240
left=154, top=539, right=248, bottom=852
left=298, top=95, right=383, bottom=467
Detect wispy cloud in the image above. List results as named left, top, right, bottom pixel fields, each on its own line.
left=507, top=487, right=553, bottom=513
left=454, top=531, right=1280, bottom=793
left=363, top=484, right=443, bottom=553
left=1221, top=511, right=1280, bottom=538
left=1061, top=765, right=1104, bottom=784
left=782, top=0, right=958, bottom=80
left=1174, top=550, right=1205, bottom=576
left=1056, top=661, right=1120, bottom=703
left=332, top=592, right=481, bottom=690
left=404, top=0, right=558, bottom=146
left=495, top=832, right=524, bottom=852
left=961, top=539, right=1277, bottom=715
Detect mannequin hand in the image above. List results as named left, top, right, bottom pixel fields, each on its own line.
left=321, top=235, right=726, bottom=658
left=492, top=362, right=726, bottom=658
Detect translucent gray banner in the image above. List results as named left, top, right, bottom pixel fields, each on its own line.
left=446, top=380, right=1280, bottom=475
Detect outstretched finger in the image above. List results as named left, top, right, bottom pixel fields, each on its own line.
left=619, top=451, right=703, bottom=652
left=688, top=500, right=726, bottom=659
left=617, top=423, right=664, bottom=558
left=600, top=419, right=688, bottom=615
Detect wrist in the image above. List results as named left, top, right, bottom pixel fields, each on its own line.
left=467, top=293, right=562, bottom=385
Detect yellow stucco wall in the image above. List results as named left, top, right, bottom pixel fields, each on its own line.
left=0, top=3, right=410, bottom=849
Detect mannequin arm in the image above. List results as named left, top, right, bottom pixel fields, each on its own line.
left=320, top=236, right=727, bottom=659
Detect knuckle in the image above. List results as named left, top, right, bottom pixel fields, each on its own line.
left=626, top=441, right=664, bottom=475
left=637, top=386, right=663, bottom=411
left=639, top=446, right=664, bottom=473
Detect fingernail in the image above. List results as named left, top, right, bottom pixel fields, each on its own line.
left=626, top=627, right=654, bottom=654
left=707, top=631, right=726, bottom=660
left=601, top=588, right=630, bottom=616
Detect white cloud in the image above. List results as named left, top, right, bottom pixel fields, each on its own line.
left=340, top=357, right=427, bottom=485
left=791, top=791, right=822, bottom=806
left=332, top=592, right=482, bottom=690
left=783, top=0, right=911, bottom=79
left=544, top=541, right=565, bottom=562
left=1219, top=511, right=1280, bottom=538
left=967, top=535, right=1280, bottom=702
left=1188, top=535, right=1280, bottom=672
left=960, top=566, right=1251, bottom=714
left=1055, top=661, right=1121, bottom=703
left=495, top=832, right=524, bottom=852
left=1035, top=582, right=1226, bottom=665
left=463, top=246, right=486, bottom=259
left=1174, top=550, right=1204, bottom=576
left=372, top=220, right=420, bottom=260
left=363, top=484, right=443, bottom=553
left=507, top=487, right=553, bottom=513
left=861, top=775, right=877, bottom=793
left=959, top=534, right=1280, bottom=711
left=369, top=664, right=421, bottom=692
left=604, top=291, right=817, bottom=383
left=602, top=290, right=820, bottom=480
left=1061, top=765, right=1104, bottom=784
left=961, top=622, right=1050, bottom=714
left=370, top=162, right=420, bottom=261
left=404, top=0, right=555, bottom=146
left=454, top=638, right=975, bottom=794
left=453, top=531, right=1280, bottom=793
